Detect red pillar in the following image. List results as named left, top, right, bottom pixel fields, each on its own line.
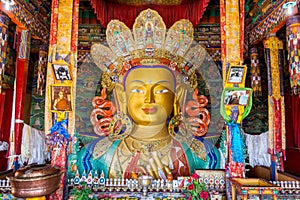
left=13, top=29, right=31, bottom=168
left=0, top=13, right=10, bottom=137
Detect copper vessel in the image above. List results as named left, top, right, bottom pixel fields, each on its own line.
left=0, top=169, right=13, bottom=180
left=7, top=164, right=62, bottom=198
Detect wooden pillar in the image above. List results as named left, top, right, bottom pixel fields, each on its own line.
left=45, top=0, right=78, bottom=199
left=13, top=29, right=31, bottom=169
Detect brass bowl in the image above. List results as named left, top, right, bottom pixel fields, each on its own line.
left=7, top=170, right=62, bottom=198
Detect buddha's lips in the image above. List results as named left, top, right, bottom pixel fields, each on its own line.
left=142, top=107, right=157, bottom=114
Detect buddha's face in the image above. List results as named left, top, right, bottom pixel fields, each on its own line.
left=125, top=66, right=176, bottom=125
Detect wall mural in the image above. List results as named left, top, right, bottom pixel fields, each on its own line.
left=30, top=49, right=48, bottom=130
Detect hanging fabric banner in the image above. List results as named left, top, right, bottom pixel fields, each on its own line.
left=264, top=36, right=286, bottom=171
left=50, top=0, right=59, bottom=46
left=250, top=47, right=262, bottom=97
left=239, top=0, right=245, bottom=62
left=225, top=0, right=241, bottom=64
left=220, top=0, right=226, bottom=82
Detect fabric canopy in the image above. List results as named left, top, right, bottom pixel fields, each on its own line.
left=90, top=0, right=210, bottom=28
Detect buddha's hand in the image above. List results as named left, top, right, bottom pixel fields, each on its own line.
left=146, top=151, right=171, bottom=180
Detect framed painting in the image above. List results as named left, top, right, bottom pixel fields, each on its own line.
left=50, top=85, right=72, bottom=112
left=226, top=65, right=247, bottom=84
left=52, top=64, right=72, bottom=81
left=223, top=89, right=251, bottom=106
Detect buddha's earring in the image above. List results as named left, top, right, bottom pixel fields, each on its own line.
left=108, top=111, right=132, bottom=140
left=168, top=112, right=183, bottom=138
left=168, top=97, right=188, bottom=139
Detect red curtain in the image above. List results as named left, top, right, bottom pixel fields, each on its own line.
left=291, top=96, right=300, bottom=148
left=285, top=93, right=300, bottom=148
left=90, top=0, right=210, bottom=28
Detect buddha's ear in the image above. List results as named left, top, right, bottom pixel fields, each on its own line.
left=114, top=83, right=127, bottom=114
left=175, top=84, right=186, bottom=111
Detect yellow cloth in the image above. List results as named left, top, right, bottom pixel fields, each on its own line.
left=26, top=197, right=46, bottom=200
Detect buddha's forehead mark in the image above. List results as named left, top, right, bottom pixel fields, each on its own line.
left=124, top=65, right=176, bottom=91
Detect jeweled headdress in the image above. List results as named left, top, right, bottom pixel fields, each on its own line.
left=91, top=9, right=209, bottom=91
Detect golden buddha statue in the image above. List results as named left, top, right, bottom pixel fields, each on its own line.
left=75, top=9, right=223, bottom=180
left=77, top=65, right=221, bottom=179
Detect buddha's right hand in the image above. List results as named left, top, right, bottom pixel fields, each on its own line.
left=146, top=151, right=171, bottom=180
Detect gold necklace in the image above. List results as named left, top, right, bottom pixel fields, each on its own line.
left=123, top=135, right=172, bottom=154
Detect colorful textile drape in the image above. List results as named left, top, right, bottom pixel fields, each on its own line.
left=286, top=15, right=300, bottom=96
left=50, top=0, right=59, bottom=46
left=220, top=0, right=226, bottom=82
left=250, top=47, right=262, bottom=97
left=90, top=0, right=210, bottom=28
left=48, top=119, right=69, bottom=200
left=48, top=147, right=68, bottom=200
left=239, top=0, right=244, bottom=62
left=264, top=36, right=286, bottom=171
left=71, top=0, right=79, bottom=52
left=225, top=0, right=242, bottom=64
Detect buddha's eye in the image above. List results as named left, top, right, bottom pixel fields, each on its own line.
left=131, top=89, right=144, bottom=94
left=155, top=89, right=169, bottom=94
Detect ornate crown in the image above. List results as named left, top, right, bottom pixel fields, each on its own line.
left=91, top=9, right=208, bottom=91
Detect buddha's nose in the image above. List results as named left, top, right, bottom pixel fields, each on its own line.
left=144, top=88, right=155, bottom=103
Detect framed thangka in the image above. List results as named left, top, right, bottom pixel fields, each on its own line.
left=226, top=65, right=247, bottom=84
left=221, top=87, right=253, bottom=123
left=52, top=64, right=72, bottom=81
left=223, top=89, right=251, bottom=106
left=50, top=85, right=72, bottom=112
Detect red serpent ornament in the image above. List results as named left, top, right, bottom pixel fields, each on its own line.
left=90, top=88, right=116, bottom=136
left=185, top=89, right=210, bottom=137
